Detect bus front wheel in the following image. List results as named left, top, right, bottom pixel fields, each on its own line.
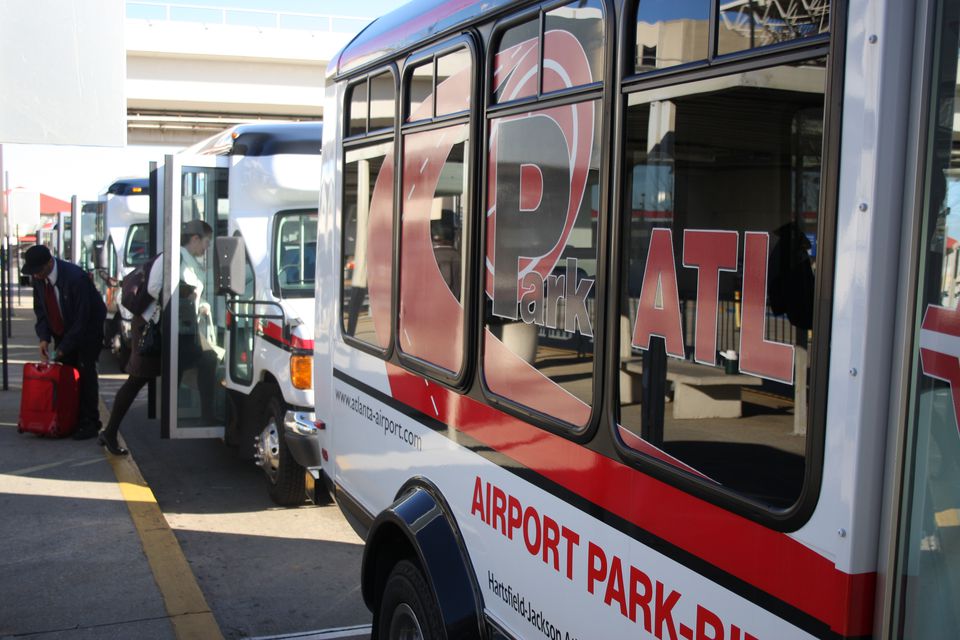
left=254, top=394, right=306, bottom=506
left=378, top=559, right=444, bottom=640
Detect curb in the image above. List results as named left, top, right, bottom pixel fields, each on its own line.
left=98, top=400, right=224, bottom=640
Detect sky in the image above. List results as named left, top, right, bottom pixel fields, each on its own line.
left=1, top=0, right=409, bottom=205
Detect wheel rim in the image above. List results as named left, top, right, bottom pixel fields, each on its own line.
left=254, top=418, right=281, bottom=483
left=387, top=603, right=423, bottom=640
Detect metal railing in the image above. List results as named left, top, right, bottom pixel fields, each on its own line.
left=126, top=1, right=372, bottom=34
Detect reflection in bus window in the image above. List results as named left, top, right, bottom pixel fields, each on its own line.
left=484, top=100, right=601, bottom=426
left=342, top=141, right=394, bottom=349
left=124, top=223, right=150, bottom=266
left=275, top=211, right=318, bottom=298
left=348, top=80, right=368, bottom=136
left=544, top=0, right=604, bottom=91
left=619, top=59, right=826, bottom=509
left=436, top=48, right=471, bottom=116
left=178, top=168, right=228, bottom=425
left=369, top=71, right=396, bottom=131
left=400, top=127, right=468, bottom=374
left=407, top=60, right=433, bottom=121
left=718, top=0, right=830, bottom=56
left=634, top=0, right=709, bottom=73
left=493, top=18, right=539, bottom=104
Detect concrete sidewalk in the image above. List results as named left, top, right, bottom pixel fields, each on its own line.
left=0, top=290, right=214, bottom=639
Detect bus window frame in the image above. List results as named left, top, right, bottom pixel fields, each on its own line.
left=340, top=64, right=399, bottom=360
left=606, top=0, right=846, bottom=530
left=271, top=208, right=319, bottom=300
left=475, top=0, right=614, bottom=442
left=395, top=34, right=479, bottom=391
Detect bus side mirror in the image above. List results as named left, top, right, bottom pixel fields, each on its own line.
left=93, top=241, right=106, bottom=270
left=215, top=236, right=246, bottom=296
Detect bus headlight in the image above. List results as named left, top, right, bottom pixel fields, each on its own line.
left=290, top=355, right=312, bottom=390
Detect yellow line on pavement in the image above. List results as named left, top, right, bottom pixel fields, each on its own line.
left=99, top=405, right=223, bottom=640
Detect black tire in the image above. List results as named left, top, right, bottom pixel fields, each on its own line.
left=223, top=390, right=245, bottom=453
left=377, top=559, right=445, bottom=640
left=257, top=394, right=306, bottom=506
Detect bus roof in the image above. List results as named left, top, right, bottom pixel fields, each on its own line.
left=185, top=122, right=323, bottom=158
left=332, top=0, right=515, bottom=78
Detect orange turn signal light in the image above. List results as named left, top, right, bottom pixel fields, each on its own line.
left=290, top=355, right=312, bottom=389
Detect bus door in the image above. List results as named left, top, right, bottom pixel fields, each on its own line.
left=146, top=161, right=163, bottom=420
left=56, top=212, right=68, bottom=260
left=160, top=153, right=230, bottom=439
left=888, top=1, right=960, bottom=635
left=149, top=160, right=164, bottom=259
left=70, top=197, right=81, bottom=265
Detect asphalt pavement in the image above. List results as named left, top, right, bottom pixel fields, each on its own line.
left=0, top=289, right=370, bottom=640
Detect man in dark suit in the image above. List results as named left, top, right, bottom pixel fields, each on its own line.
left=22, top=245, right=107, bottom=440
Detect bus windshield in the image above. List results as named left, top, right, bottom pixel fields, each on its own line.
left=124, top=223, right=150, bottom=266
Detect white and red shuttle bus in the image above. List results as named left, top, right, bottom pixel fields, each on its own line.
left=155, top=123, right=323, bottom=505
left=93, top=177, right=151, bottom=361
left=313, top=0, right=960, bottom=638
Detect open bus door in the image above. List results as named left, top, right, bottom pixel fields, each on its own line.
left=56, top=211, right=68, bottom=260
left=146, top=161, right=163, bottom=420
left=70, top=197, right=81, bottom=267
left=160, top=153, right=230, bottom=439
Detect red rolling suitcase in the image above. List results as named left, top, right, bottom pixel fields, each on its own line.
left=17, top=362, right=81, bottom=438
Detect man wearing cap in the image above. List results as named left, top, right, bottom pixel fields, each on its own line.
left=23, top=245, right=107, bottom=440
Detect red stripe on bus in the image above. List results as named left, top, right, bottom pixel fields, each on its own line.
left=385, top=363, right=874, bottom=637
left=260, top=321, right=314, bottom=351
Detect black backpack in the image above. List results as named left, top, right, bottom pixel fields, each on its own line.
left=120, top=254, right=160, bottom=315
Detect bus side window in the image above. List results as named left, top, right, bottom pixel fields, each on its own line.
left=717, top=0, right=829, bottom=56
left=482, top=1, right=606, bottom=429
left=634, top=0, right=709, bottom=73
left=398, top=43, right=473, bottom=378
left=617, top=58, right=828, bottom=510
left=493, top=17, right=539, bottom=104
left=341, top=67, right=396, bottom=352
left=543, top=0, right=604, bottom=93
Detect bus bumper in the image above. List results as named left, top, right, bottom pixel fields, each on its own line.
left=282, top=410, right=323, bottom=469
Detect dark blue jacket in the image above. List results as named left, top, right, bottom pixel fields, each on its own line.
left=33, top=259, right=107, bottom=358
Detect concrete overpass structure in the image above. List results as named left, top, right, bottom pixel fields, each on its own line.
left=124, top=2, right=376, bottom=146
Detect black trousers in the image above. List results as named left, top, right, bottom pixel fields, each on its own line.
left=103, top=375, right=150, bottom=440
left=59, top=348, right=102, bottom=431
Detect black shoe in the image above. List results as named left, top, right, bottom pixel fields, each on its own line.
left=73, top=427, right=99, bottom=441
left=97, top=432, right=128, bottom=456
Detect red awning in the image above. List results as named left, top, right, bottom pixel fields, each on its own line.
left=39, top=193, right=71, bottom=214
left=3, top=188, right=71, bottom=214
